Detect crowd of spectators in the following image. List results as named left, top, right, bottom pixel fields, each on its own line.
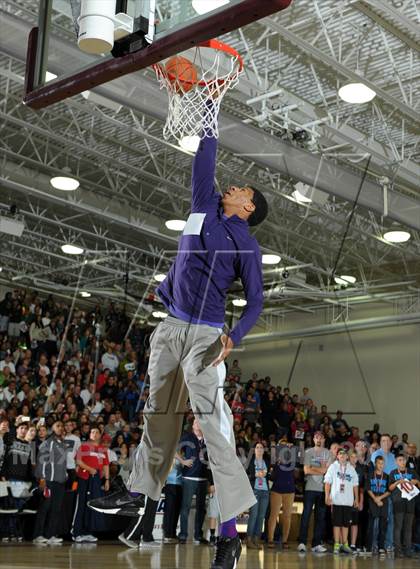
left=0, top=288, right=419, bottom=555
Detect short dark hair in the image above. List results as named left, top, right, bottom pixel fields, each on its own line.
left=375, top=456, right=384, bottom=463
left=248, top=187, right=268, bottom=226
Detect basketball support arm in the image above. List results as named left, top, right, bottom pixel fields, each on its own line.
left=23, top=0, right=293, bottom=110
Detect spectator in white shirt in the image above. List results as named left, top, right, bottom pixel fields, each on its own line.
left=81, top=383, right=95, bottom=407
left=0, top=354, right=16, bottom=375
left=300, top=387, right=310, bottom=404
left=17, top=382, right=30, bottom=403
left=37, top=353, right=51, bottom=378
left=89, top=392, right=104, bottom=417
left=3, top=379, right=19, bottom=404
left=101, top=343, right=119, bottom=373
left=325, top=448, right=359, bottom=555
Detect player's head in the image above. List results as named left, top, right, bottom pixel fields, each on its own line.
left=222, top=185, right=268, bottom=226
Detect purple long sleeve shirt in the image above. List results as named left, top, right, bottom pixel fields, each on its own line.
left=157, top=135, right=263, bottom=345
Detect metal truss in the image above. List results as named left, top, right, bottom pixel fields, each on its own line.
left=0, top=0, right=419, bottom=330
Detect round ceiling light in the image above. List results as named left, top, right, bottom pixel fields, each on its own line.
left=292, top=189, right=312, bottom=204
left=383, top=230, right=411, bottom=243
left=192, top=0, right=230, bottom=15
left=152, top=311, right=168, bottom=319
left=262, top=254, right=281, bottom=265
left=232, top=299, right=247, bottom=307
left=80, top=291, right=91, bottom=298
left=50, top=176, right=80, bottom=191
left=154, top=273, right=166, bottom=282
left=334, top=275, right=357, bottom=286
left=165, top=219, right=186, bottom=231
left=338, top=83, right=376, bottom=104
left=61, top=244, right=84, bottom=255
left=179, top=135, right=201, bottom=153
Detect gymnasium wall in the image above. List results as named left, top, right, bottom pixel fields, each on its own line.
left=237, top=322, right=420, bottom=447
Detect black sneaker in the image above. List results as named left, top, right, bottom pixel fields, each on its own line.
left=194, top=537, right=210, bottom=545
left=88, top=489, right=144, bottom=515
left=116, top=501, right=146, bottom=517
left=210, top=535, right=217, bottom=546
left=211, top=536, right=242, bottom=569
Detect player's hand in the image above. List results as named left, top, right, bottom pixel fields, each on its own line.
left=183, top=458, right=194, bottom=468
left=212, top=334, right=234, bottom=367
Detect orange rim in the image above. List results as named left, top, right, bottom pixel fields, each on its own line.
left=153, top=39, right=243, bottom=89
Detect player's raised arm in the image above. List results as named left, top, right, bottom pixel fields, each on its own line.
left=191, top=102, right=219, bottom=212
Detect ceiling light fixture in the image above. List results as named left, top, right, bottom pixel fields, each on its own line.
left=291, top=182, right=313, bottom=204
left=292, top=189, right=312, bottom=204
left=262, top=254, right=281, bottom=265
left=334, top=275, right=357, bottom=286
left=232, top=299, right=247, bottom=307
left=154, top=273, right=166, bottom=282
left=165, top=219, right=186, bottom=231
left=192, top=0, right=230, bottom=15
left=50, top=176, right=80, bottom=191
left=383, top=230, right=411, bottom=243
left=152, top=311, right=168, bottom=319
left=178, top=135, right=201, bottom=153
left=80, top=291, right=91, bottom=298
left=61, top=244, right=84, bottom=255
left=338, top=83, right=376, bottom=104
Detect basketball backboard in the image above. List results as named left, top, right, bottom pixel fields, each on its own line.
left=24, top=0, right=292, bottom=109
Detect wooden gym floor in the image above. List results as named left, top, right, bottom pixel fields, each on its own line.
left=1, top=542, right=419, bottom=569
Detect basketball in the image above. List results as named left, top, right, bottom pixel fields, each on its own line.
left=165, top=56, right=198, bottom=93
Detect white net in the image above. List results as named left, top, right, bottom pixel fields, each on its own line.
left=154, top=42, right=243, bottom=144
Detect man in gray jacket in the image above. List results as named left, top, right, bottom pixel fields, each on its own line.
left=33, top=421, right=68, bottom=544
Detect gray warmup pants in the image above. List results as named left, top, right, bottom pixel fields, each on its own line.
left=127, top=316, right=256, bottom=522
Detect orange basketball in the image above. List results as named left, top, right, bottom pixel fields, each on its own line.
left=165, top=56, right=198, bottom=93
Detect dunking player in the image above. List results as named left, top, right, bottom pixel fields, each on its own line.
left=89, top=104, right=268, bottom=568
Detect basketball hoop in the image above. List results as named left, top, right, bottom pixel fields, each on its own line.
left=154, top=39, right=243, bottom=145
